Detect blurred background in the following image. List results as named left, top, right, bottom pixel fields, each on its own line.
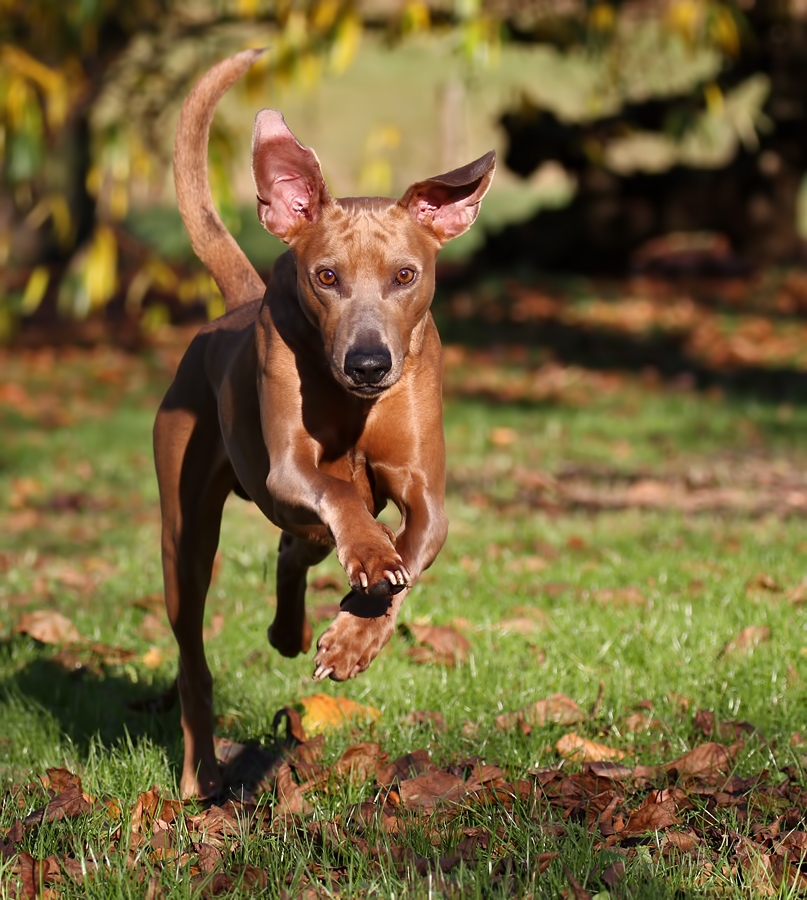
left=2, top=0, right=807, bottom=355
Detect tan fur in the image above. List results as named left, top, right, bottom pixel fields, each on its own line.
left=155, top=51, right=494, bottom=798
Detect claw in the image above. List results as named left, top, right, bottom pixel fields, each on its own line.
left=359, top=572, right=368, bottom=590
left=313, top=664, right=334, bottom=681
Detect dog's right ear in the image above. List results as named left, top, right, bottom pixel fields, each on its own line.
left=252, top=110, right=331, bottom=242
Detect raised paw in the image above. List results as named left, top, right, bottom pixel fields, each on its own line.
left=337, top=521, right=410, bottom=596
left=312, top=603, right=400, bottom=681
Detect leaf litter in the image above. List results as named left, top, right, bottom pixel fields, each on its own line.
left=3, top=701, right=806, bottom=898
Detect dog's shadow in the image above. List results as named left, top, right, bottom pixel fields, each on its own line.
left=1, top=639, right=285, bottom=800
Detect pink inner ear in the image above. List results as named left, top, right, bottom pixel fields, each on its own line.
left=412, top=184, right=478, bottom=241
left=252, top=109, right=330, bottom=242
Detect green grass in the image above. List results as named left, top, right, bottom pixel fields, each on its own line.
left=2, top=326, right=807, bottom=897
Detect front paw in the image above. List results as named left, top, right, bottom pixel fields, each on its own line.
left=338, top=522, right=410, bottom=596
left=312, top=604, right=398, bottom=681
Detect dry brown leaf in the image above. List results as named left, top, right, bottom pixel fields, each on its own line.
left=14, top=610, right=80, bottom=645
left=787, top=581, right=807, bottom=604
left=746, top=573, right=783, bottom=594
left=590, top=586, right=647, bottom=607
left=273, top=763, right=308, bottom=815
left=397, top=770, right=466, bottom=810
left=622, top=712, right=663, bottom=734
left=43, top=768, right=82, bottom=794
left=299, top=693, right=380, bottom=736
left=401, top=623, right=471, bottom=666
left=556, top=733, right=625, bottom=763
left=562, top=866, right=593, bottom=900
left=377, top=749, right=436, bottom=786
left=492, top=617, right=545, bottom=635
left=332, top=742, right=389, bottom=783
left=662, top=741, right=739, bottom=778
left=619, top=797, right=680, bottom=836
left=401, top=710, right=446, bottom=731
left=495, top=693, right=586, bottom=733
left=722, top=625, right=771, bottom=657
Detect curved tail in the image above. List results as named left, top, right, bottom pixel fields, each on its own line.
left=174, top=49, right=267, bottom=310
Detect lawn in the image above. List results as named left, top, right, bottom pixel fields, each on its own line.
left=2, top=275, right=807, bottom=897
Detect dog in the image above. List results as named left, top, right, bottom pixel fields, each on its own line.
left=154, top=49, right=495, bottom=798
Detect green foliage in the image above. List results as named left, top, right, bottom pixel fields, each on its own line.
left=0, top=0, right=756, bottom=333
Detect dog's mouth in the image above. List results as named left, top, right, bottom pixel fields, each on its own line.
left=344, top=380, right=391, bottom=399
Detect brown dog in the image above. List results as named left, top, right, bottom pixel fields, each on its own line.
left=154, top=49, right=495, bottom=798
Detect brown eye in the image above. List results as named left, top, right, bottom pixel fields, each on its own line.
left=395, top=268, right=415, bottom=285
left=317, top=269, right=337, bottom=286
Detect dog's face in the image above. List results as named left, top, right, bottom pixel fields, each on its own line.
left=252, top=110, right=495, bottom=397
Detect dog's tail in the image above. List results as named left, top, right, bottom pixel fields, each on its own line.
left=174, top=49, right=267, bottom=310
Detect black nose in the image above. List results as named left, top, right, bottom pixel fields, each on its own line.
left=344, top=346, right=392, bottom=386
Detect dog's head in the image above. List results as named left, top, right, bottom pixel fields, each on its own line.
left=252, top=110, right=495, bottom=398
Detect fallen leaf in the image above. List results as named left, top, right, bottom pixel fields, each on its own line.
left=722, top=625, right=771, bottom=657
left=492, top=617, right=545, bottom=635
left=787, top=581, right=807, bottom=604
left=555, top=733, right=625, bottom=762
left=662, top=741, right=740, bottom=778
left=495, top=693, right=586, bottom=733
left=489, top=427, right=517, bottom=447
left=400, top=623, right=471, bottom=666
left=309, top=573, right=343, bottom=592
left=141, top=647, right=164, bottom=669
left=401, top=710, right=446, bottom=732
left=273, top=763, right=308, bottom=815
left=590, top=586, right=646, bottom=607
left=332, top=742, right=389, bottom=782
left=619, top=797, right=680, bottom=836
left=746, top=573, right=782, bottom=594
left=397, top=770, right=466, bottom=810
left=562, top=866, right=592, bottom=899
left=14, top=610, right=80, bottom=645
left=377, top=749, right=436, bottom=786
left=299, top=693, right=381, bottom=736
left=203, top=612, right=225, bottom=641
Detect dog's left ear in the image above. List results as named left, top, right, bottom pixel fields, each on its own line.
left=400, top=150, right=496, bottom=244
left=252, top=109, right=331, bottom=242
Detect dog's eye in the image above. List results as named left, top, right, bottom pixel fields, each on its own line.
left=317, top=269, right=338, bottom=286
left=395, top=268, right=415, bottom=285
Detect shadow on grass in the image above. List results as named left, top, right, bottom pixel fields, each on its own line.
left=2, top=647, right=178, bottom=749
left=437, top=309, right=807, bottom=403
left=1, top=643, right=288, bottom=800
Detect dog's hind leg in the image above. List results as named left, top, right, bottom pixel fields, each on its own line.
left=269, top=532, right=331, bottom=658
left=154, top=395, right=235, bottom=800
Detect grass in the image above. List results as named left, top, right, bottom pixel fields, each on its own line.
left=2, top=299, right=807, bottom=896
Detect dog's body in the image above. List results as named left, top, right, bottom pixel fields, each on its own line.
left=155, top=49, right=495, bottom=798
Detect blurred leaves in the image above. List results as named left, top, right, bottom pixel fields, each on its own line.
left=0, top=0, right=769, bottom=332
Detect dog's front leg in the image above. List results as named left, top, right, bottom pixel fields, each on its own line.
left=313, top=475, right=448, bottom=681
left=266, top=457, right=409, bottom=594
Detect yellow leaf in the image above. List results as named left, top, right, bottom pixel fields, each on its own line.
left=142, top=647, right=163, bottom=669
left=21, top=266, right=49, bottom=313
left=402, top=1, right=430, bottom=34
left=588, top=2, right=615, bottom=33
left=299, top=693, right=381, bottom=736
left=313, top=0, right=340, bottom=32
left=82, top=225, right=118, bottom=310
left=330, top=12, right=362, bottom=75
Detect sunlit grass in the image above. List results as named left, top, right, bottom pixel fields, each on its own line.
left=1, top=334, right=806, bottom=896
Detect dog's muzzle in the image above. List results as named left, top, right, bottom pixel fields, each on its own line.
left=344, top=346, right=392, bottom=388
